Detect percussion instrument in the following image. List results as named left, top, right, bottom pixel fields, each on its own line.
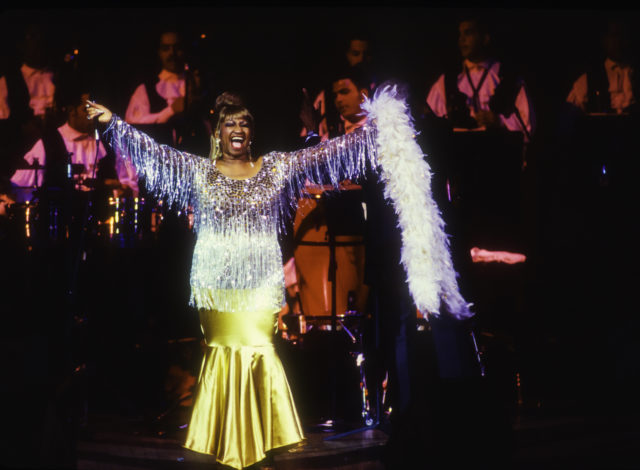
left=292, top=188, right=367, bottom=323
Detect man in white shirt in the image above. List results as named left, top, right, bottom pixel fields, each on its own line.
left=124, top=29, right=210, bottom=157
left=0, top=24, right=57, bottom=180
left=300, top=34, right=376, bottom=141
left=0, top=24, right=55, bottom=121
left=567, top=20, right=637, bottom=114
left=426, top=17, right=535, bottom=139
left=10, top=88, right=136, bottom=200
left=126, top=31, right=186, bottom=126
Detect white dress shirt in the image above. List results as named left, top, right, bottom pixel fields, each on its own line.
left=567, top=58, right=635, bottom=113
left=125, top=69, right=185, bottom=124
left=20, top=63, right=55, bottom=117
left=0, top=64, right=56, bottom=120
left=426, top=59, right=534, bottom=137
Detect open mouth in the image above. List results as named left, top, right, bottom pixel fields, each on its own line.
left=230, top=136, right=244, bottom=150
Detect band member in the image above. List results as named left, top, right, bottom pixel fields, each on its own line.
left=299, top=33, right=376, bottom=142
left=567, top=19, right=637, bottom=114
left=425, top=15, right=534, bottom=140
left=0, top=23, right=57, bottom=179
left=293, top=63, right=371, bottom=320
left=124, top=28, right=210, bottom=155
left=10, top=85, right=132, bottom=199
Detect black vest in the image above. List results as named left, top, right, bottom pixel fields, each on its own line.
left=41, top=126, right=72, bottom=191
left=2, top=65, right=33, bottom=125
left=128, top=74, right=175, bottom=146
left=443, top=61, right=521, bottom=128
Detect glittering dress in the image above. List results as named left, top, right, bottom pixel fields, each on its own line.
left=102, top=116, right=377, bottom=469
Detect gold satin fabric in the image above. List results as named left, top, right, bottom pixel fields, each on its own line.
left=184, top=307, right=304, bottom=469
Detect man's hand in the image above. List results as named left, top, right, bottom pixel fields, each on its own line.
left=299, top=88, right=320, bottom=134
left=474, top=110, right=500, bottom=128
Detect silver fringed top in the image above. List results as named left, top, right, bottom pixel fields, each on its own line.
left=103, top=116, right=378, bottom=313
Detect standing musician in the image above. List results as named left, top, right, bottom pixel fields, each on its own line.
left=299, top=32, right=376, bottom=143
left=425, top=15, right=534, bottom=140
left=0, top=23, right=57, bottom=180
left=293, top=63, right=371, bottom=321
left=125, top=28, right=210, bottom=155
left=567, top=19, right=637, bottom=115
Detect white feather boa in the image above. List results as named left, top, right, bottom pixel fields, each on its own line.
left=363, top=85, right=473, bottom=319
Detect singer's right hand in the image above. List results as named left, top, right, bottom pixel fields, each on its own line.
left=85, top=100, right=113, bottom=124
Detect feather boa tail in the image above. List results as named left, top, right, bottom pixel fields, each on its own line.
left=363, top=85, right=473, bottom=319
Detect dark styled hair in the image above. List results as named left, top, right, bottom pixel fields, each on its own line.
left=213, top=91, right=254, bottom=138
left=330, top=62, right=372, bottom=93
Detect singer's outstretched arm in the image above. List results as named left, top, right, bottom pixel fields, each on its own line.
left=86, top=100, right=205, bottom=212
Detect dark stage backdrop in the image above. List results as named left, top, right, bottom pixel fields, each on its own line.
left=2, top=6, right=638, bottom=154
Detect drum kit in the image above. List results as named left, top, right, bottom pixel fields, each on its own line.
left=5, top=171, right=381, bottom=428
left=6, top=160, right=176, bottom=249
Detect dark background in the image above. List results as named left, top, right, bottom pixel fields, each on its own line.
left=1, top=5, right=639, bottom=468
left=2, top=6, right=636, bottom=152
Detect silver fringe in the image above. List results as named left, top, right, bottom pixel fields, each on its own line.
left=103, top=117, right=378, bottom=313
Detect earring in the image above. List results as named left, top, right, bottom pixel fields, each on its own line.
left=248, top=140, right=254, bottom=167
left=209, top=135, right=221, bottom=159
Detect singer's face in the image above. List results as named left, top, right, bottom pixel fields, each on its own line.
left=158, top=32, right=185, bottom=73
left=218, top=113, right=252, bottom=159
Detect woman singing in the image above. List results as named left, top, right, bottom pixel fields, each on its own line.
left=85, top=86, right=472, bottom=470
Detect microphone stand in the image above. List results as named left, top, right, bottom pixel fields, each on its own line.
left=321, top=189, right=379, bottom=441
left=65, top=120, right=103, bottom=434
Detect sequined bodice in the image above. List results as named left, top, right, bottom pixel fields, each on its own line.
left=189, top=155, right=288, bottom=312
left=103, top=115, right=376, bottom=314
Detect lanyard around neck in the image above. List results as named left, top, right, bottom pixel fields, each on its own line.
left=464, top=62, right=492, bottom=112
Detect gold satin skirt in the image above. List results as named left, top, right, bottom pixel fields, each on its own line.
left=183, top=307, right=304, bottom=469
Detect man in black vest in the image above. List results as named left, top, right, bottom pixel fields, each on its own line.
left=9, top=83, right=130, bottom=220
left=124, top=28, right=210, bottom=156
left=567, top=19, right=638, bottom=115
left=425, top=15, right=534, bottom=140
left=0, top=23, right=57, bottom=180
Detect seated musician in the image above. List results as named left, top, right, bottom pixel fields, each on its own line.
left=10, top=84, right=136, bottom=200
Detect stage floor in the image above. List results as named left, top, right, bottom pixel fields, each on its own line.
left=76, top=405, right=640, bottom=470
